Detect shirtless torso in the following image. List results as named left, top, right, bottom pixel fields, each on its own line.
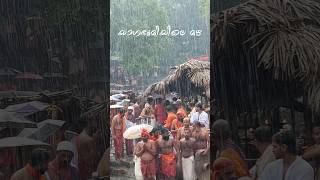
left=134, top=139, right=157, bottom=180
left=192, top=127, right=209, bottom=153
left=111, top=114, right=125, bottom=133
left=180, top=137, right=196, bottom=158
left=192, top=126, right=210, bottom=180
left=135, top=140, right=156, bottom=161
left=157, top=137, right=175, bottom=154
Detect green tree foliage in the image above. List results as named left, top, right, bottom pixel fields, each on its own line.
left=199, top=0, right=210, bottom=20
left=111, top=0, right=171, bottom=76
left=159, top=0, right=210, bottom=67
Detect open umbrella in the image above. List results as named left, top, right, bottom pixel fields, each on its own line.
left=5, top=101, right=49, bottom=117
left=0, top=109, right=36, bottom=128
left=111, top=94, right=126, bottom=99
left=123, top=124, right=153, bottom=140
left=110, top=104, right=124, bottom=109
left=110, top=96, right=121, bottom=102
left=0, top=137, right=49, bottom=148
left=18, top=119, right=65, bottom=141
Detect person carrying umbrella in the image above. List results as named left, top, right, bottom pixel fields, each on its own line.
left=134, top=128, right=157, bottom=180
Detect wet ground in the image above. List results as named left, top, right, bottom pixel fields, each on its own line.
left=110, top=141, right=135, bottom=180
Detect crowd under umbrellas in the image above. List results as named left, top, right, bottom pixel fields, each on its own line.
left=110, top=92, right=211, bottom=180
left=0, top=93, right=110, bottom=180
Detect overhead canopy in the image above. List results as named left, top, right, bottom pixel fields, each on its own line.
left=144, top=60, right=210, bottom=98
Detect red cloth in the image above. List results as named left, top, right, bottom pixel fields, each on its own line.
left=141, top=159, right=156, bottom=177
left=212, top=158, right=234, bottom=180
left=160, top=153, right=176, bottom=177
left=150, top=135, right=159, bottom=141
left=177, top=108, right=187, bottom=118
left=125, top=139, right=133, bottom=155
left=110, top=109, right=117, bottom=122
left=26, top=163, right=46, bottom=180
left=48, top=159, right=79, bottom=180
left=141, top=128, right=150, bottom=138
left=133, top=104, right=141, bottom=119
left=171, top=119, right=183, bottom=138
left=114, top=129, right=124, bottom=160
left=155, top=104, right=166, bottom=124
left=164, top=112, right=177, bottom=129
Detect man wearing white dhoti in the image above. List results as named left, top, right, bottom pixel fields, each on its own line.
left=134, top=155, right=143, bottom=180
left=259, top=131, right=314, bottom=180
left=179, top=128, right=196, bottom=180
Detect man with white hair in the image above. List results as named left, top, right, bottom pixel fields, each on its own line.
left=47, top=141, right=80, bottom=180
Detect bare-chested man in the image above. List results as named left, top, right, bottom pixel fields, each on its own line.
left=176, top=117, right=193, bottom=141
left=77, top=119, right=99, bottom=180
left=179, top=128, right=196, bottom=180
left=111, top=109, right=126, bottom=162
left=192, top=121, right=210, bottom=180
left=135, top=129, right=157, bottom=180
left=157, top=130, right=178, bottom=180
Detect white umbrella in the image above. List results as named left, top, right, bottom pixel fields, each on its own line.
left=123, top=124, right=153, bottom=140
left=5, top=101, right=48, bottom=117
left=110, top=104, right=124, bottom=109
left=111, top=94, right=125, bottom=99
left=110, top=96, right=121, bottom=102
left=38, top=119, right=65, bottom=127
left=0, top=109, right=36, bottom=128
left=0, top=137, right=49, bottom=148
left=18, top=119, right=66, bottom=141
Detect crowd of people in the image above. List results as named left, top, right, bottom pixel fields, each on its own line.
left=211, top=119, right=320, bottom=180
left=111, top=95, right=320, bottom=180
left=6, top=117, right=109, bottom=180
left=110, top=96, right=210, bottom=180
left=7, top=93, right=320, bottom=180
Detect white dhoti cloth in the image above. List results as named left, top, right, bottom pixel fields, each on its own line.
left=134, top=155, right=144, bottom=180
left=151, top=118, right=156, bottom=127
left=182, top=156, right=196, bottom=180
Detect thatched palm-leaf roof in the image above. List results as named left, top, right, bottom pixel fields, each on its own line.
left=144, top=60, right=210, bottom=98
left=213, top=0, right=320, bottom=82
left=212, top=0, right=320, bottom=114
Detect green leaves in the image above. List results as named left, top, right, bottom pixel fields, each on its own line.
left=111, top=0, right=171, bottom=76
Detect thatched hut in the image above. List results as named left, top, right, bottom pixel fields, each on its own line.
left=212, top=0, right=320, bottom=137
left=144, top=60, right=210, bottom=98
